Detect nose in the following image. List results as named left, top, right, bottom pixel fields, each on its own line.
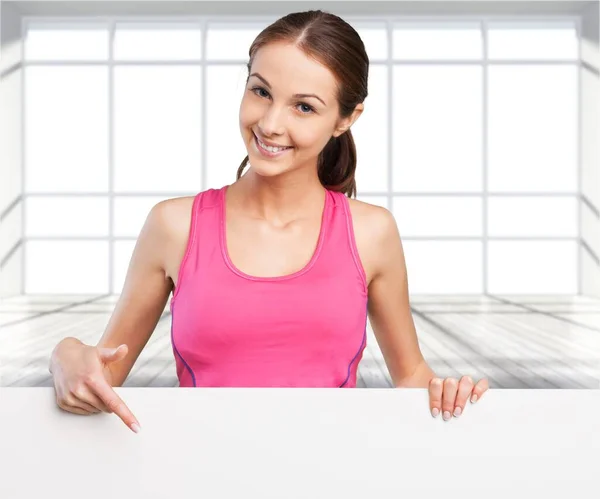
left=258, top=104, right=286, bottom=137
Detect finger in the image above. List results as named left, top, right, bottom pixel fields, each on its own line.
left=88, top=377, right=141, bottom=433
left=65, top=392, right=101, bottom=414
left=441, top=378, right=459, bottom=421
left=72, top=400, right=101, bottom=414
left=471, top=378, right=490, bottom=403
left=77, top=390, right=113, bottom=413
left=428, top=377, right=443, bottom=418
left=98, top=344, right=128, bottom=364
left=57, top=399, right=95, bottom=416
left=453, top=376, right=474, bottom=418
left=66, top=385, right=109, bottom=413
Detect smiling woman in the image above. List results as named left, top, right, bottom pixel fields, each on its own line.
left=48, top=10, right=488, bottom=434
left=234, top=11, right=368, bottom=197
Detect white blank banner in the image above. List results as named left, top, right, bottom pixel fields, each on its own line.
left=0, top=388, right=598, bottom=499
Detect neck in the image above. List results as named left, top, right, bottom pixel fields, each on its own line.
left=230, top=167, right=326, bottom=226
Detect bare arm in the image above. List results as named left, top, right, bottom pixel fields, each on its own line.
left=366, top=208, right=437, bottom=388
left=95, top=200, right=179, bottom=387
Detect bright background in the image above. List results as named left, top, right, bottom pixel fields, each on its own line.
left=1, top=1, right=598, bottom=299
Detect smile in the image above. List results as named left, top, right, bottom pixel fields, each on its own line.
left=253, top=133, right=293, bottom=158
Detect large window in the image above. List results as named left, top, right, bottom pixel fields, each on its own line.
left=22, top=18, right=580, bottom=295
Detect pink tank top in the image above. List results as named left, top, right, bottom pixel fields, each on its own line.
left=169, top=185, right=368, bottom=388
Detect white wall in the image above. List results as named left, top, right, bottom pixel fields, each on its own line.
left=0, top=2, right=23, bottom=298
left=580, top=0, right=600, bottom=298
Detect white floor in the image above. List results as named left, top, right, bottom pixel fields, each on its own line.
left=1, top=294, right=599, bottom=389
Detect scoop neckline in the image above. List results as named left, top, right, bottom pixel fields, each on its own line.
left=219, top=184, right=330, bottom=282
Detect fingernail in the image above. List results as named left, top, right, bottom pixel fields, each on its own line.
left=131, top=423, right=141, bottom=434
left=431, top=408, right=439, bottom=418
left=453, top=407, right=462, bottom=417
left=443, top=411, right=451, bottom=420
left=471, top=394, right=478, bottom=403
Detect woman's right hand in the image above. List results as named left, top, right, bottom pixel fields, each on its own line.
left=49, top=338, right=141, bottom=433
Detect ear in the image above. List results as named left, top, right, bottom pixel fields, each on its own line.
left=333, top=103, right=364, bottom=138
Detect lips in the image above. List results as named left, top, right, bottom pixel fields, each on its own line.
left=252, top=132, right=294, bottom=158
left=253, top=132, right=291, bottom=149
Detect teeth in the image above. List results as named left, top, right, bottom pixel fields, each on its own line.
left=257, top=137, right=289, bottom=153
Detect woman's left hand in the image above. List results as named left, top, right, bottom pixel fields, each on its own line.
left=429, top=375, right=489, bottom=420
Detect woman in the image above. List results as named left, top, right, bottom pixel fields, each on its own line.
left=49, top=10, right=488, bottom=434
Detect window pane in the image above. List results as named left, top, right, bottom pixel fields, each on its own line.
left=488, top=196, right=577, bottom=237
left=114, top=66, right=202, bottom=192
left=114, top=196, right=172, bottom=237
left=488, top=241, right=577, bottom=294
left=393, top=22, right=482, bottom=60
left=206, top=23, right=273, bottom=60
left=206, top=65, right=249, bottom=189
left=394, top=197, right=482, bottom=237
left=113, top=240, right=136, bottom=294
left=25, top=23, right=108, bottom=60
left=114, top=22, right=202, bottom=60
left=356, top=196, right=388, bottom=209
left=488, top=22, right=578, bottom=60
left=25, top=66, right=109, bottom=192
left=354, top=65, right=388, bottom=193
left=393, top=65, right=482, bottom=192
left=402, top=241, right=482, bottom=294
left=26, top=197, right=109, bottom=237
left=488, top=65, right=577, bottom=192
left=350, top=23, right=388, bottom=60
left=26, top=241, right=109, bottom=294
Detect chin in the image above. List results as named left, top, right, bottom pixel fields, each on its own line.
left=249, top=159, right=289, bottom=177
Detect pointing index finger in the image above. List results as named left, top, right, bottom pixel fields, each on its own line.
left=87, top=377, right=141, bottom=433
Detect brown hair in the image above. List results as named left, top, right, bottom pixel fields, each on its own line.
left=235, top=10, right=369, bottom=198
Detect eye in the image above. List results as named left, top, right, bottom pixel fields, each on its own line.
left=297, top=103, right=315, bottom=114
left=250, top=86, right=315, bottom=115
left=251, top=86, right=270, bottom=99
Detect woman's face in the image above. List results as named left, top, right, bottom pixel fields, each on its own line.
left=239, top=42, right=357, bottom=178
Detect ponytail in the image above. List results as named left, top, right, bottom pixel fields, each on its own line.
left=317, top=130, right=356, bottom=198
left=236, top=156, right=250, bottom=182
left=235, top=130, right=357, bottom=198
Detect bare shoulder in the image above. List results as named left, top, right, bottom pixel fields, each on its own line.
left=346, top=198, right=396, bottom=234
left=346, top=197, right=400, bottom=285
left=149, top=196, right=196, bottom=285
left=150, top=196, right=195, bottom=240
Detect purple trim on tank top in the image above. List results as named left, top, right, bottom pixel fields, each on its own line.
left=170, top=302, right=197, bottom=387
left=338, top=303, right=369, bottom=388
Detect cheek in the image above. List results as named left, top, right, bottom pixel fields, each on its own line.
left=292, top=125, right=331, bottom=151
left=238, top=93, right=263, bottom=124
left=238, top=96, right=253, bottom=127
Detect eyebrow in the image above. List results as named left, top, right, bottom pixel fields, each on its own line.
left=249, top=72, right=327, bottom=107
